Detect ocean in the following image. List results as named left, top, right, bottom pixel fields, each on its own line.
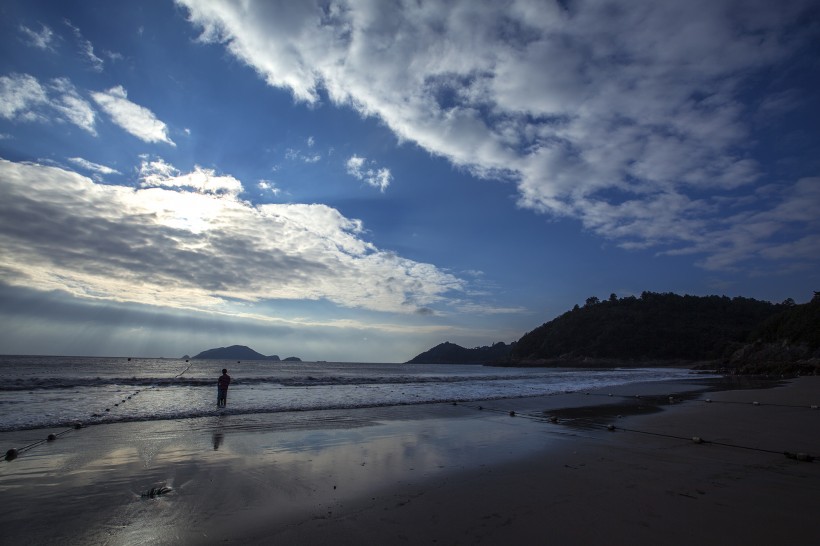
left=0, top=355, right=706, bottom=433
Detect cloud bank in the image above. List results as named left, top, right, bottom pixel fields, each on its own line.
left=0, top=159, right=463, bottom=315
left=178, top=0, right=819, bottom=270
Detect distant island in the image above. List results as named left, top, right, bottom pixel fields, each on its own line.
left=192, top=345, right=301, bottom=362
left=406, top=341, right=514, bottom=364
left=406, top=291, right=820, bottom=375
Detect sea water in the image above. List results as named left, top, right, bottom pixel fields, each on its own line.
left=0, top=355, right=703, bottom=432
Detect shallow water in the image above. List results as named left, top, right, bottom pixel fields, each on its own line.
left=0, top=355, right=709, bottom=432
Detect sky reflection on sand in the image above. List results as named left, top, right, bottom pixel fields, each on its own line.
left=0, top=407, right=567, bottom=544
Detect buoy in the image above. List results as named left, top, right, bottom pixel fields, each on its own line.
left=784, top=451, right=813, bottom=461
left=509, top=410, right=516, bottom=417
left=5, top=448, right=19, bottom=461
left=452, top=401, right=457, bottom=406
left=105, top=408, right=110, bottom=412
left=692, top=436, right=703, bottom=444
left=478, top=406, right=483, bottom=410
left=606, top=424, right=615, bottom=431
left=47, top=434, right=56, bottom=441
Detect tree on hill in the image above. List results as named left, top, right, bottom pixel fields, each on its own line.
left=723, top=296, right=820, bottom=374
left=748, top=295, right=820, bottom=349
left=510, top=292, right=783, bottom=363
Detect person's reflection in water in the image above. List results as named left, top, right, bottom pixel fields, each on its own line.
left=212, top=431, right=224, bottom=451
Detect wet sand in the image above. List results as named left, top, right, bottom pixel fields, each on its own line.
left=1, top=376, right=818, bottom=545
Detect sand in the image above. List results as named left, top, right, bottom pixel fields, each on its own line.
left=1, top=376, right=819, bottom=545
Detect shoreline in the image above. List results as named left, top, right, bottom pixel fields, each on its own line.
left=1, top=376, right=818, bottom=544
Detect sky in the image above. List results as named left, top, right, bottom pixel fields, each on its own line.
left=0, top=0, right=818, bottom=362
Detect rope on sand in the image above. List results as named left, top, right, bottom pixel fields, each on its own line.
left=578, top=391, right=819, bottom=410
left=590, top=422, right=816, bottom=462
left=450, top=397, right=818, bottom=463
left=4, top=361, right=193, bottom=462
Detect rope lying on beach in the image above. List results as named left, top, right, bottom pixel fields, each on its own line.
left=448, top=398, right=818, bottom=463
left=4, top=361, right=193, bottom=462
left=576, top=391, right=820, bottom=410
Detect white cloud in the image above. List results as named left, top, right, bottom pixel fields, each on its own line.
left=258, top=180, right=281, bottom=195
left=104, top=50, right=124, bottom=63
left=178, top=0, right=817, bottom=269
left=50, top=78, right=97, bottom=135
left=92, top=86, right=175, bottom=146
left=285, top=147, right=321, bottom=163
left=64, top=20, right=104, bottom=72
left=68, top=157, right=120, bottom=176
left=346, top=155, right=365, bottom=173
left=0, top=159, right=465, bottom=315
left=0, top=73, right=96, bottom=134
left=346, top=154, right=392, bottom=192
left=138, top=157, right=240, bottom=195
left=19, top=23, right=55, bottom=50
left=0, top=73, right=48, bottom=121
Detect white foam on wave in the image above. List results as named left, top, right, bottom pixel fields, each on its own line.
left=0, top=358, right=708, bottom=432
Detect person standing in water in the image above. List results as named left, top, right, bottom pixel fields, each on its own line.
left=217, top=369, right=231, bottom=407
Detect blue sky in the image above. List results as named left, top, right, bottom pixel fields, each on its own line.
left=1, top=0, right=818, bottom=362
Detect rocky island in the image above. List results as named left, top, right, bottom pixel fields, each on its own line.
left=192, top=345, right=301, bottom=362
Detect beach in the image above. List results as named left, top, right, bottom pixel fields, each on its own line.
left=2, top=376, right=819, bottom=545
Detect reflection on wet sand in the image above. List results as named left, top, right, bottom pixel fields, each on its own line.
left=0, top=407, right=561, bottom=544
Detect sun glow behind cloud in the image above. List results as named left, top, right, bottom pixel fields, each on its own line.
left=0, top=159, right=464, bottom=317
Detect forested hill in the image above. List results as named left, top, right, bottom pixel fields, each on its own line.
left=509, top=292, right=785, bottom=364
left=726, top=294, right=820, bottom=373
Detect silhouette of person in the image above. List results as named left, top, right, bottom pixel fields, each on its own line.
left=217, top=368, right=231, bottom=407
